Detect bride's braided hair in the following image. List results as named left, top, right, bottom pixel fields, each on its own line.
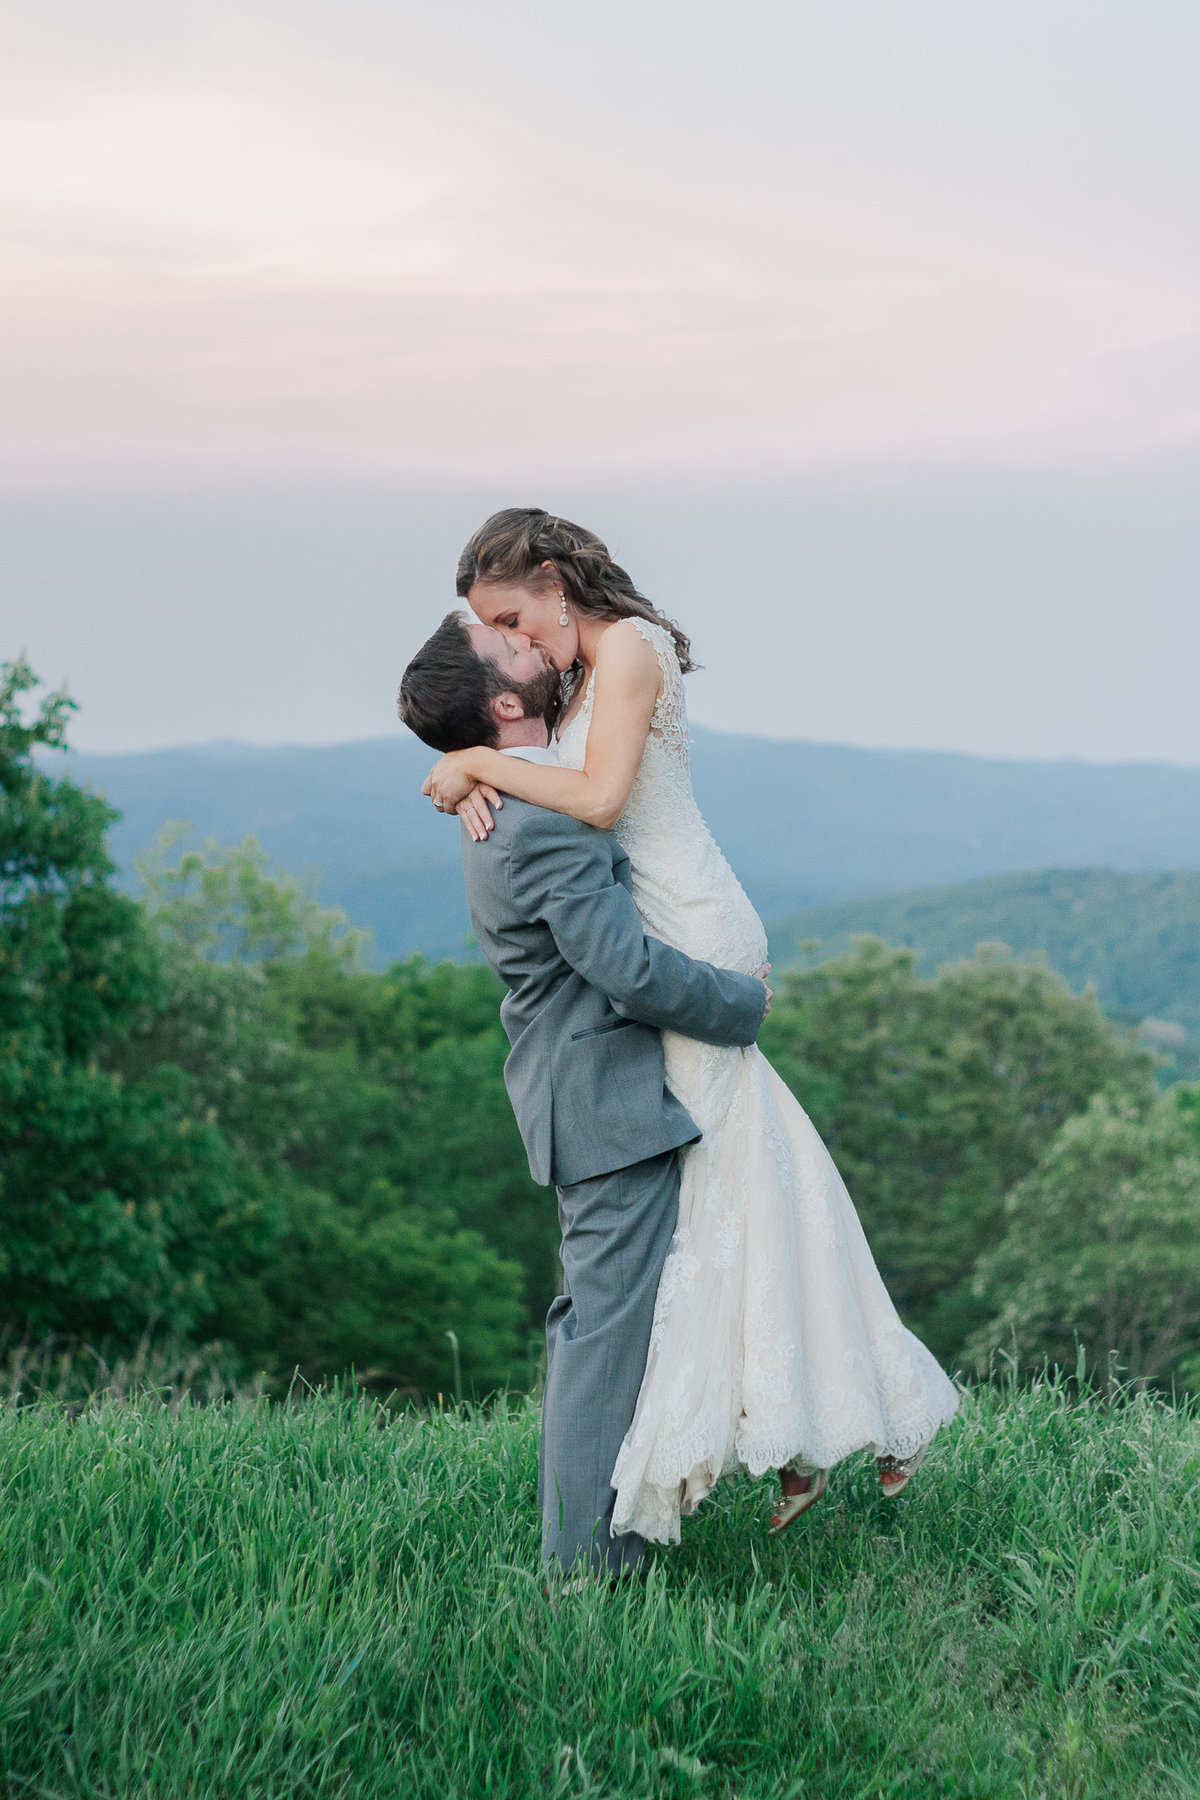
left=455, top=507, right=697, bottom=675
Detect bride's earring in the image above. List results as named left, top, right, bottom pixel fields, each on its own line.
left=558, top=592, right=570, bottom=627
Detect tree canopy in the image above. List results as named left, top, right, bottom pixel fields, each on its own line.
left=759, top=939, right=1154, bottom=1358
left=968, top=1092, right=1200, bottom=1390
left=5, top=656, right=1195, bottom=1398
left=0, top=664, right=526, bottom=1395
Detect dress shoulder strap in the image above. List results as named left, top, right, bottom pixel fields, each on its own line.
left=626, top=615, right=680, bottom=685
left=625, top=616, right=688, bottom=759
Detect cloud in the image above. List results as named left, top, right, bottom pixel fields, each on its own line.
left=2, top=6, right=1199, bottom=483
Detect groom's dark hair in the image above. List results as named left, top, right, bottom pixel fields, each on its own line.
left=398, top=613, right=504, bottom=753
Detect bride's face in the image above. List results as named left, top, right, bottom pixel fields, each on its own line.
left=468, top=572, right=579, bottom=674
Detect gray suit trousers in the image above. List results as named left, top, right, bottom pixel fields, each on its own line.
left=539, top=1147, right=681, bottom=1578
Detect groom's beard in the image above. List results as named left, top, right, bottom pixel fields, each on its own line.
left=504, top=661, right=562, bottom=734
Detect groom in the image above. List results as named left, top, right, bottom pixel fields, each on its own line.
left=399, top=613, right=768, bottom=1582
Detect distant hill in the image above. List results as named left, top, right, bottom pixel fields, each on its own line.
left=768, top=868, right=1200, bottom=1046
left=57, top=737, right=477, bottom=964
left=51, top=730, right=1200, bottom=966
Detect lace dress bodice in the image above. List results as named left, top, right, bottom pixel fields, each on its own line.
left=555, top=617, right=769, bottom=977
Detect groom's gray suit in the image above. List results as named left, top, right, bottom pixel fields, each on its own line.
left=461, top=760, right=766, bottom=1577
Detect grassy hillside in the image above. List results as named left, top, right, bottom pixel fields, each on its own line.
left=53, top=733, right=1200, bottom=965
left=770, top=868, right=1200, bottom=1046
left=2, top=1382, right=1198, bottom=1797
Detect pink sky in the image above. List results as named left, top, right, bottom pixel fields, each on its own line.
left=3, top=1, right=1199, bottom=486
left=4, top=2, right=1200, bottom=762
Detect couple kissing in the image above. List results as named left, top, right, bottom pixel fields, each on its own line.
left=399, top=507, right=958, bottom=1588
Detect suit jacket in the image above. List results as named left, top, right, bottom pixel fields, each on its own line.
left=460, top=797, right=767, bottom=1187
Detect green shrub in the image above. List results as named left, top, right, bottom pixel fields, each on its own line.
left=0, top=658, right=271, bottom=1343
left=969, top=1091, right=1200, bottom=1390
left=761, top=939, right=1154, bottom=1358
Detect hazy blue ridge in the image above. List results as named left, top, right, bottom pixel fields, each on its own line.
left=50, top=728, right=1200, bottom=967
left=55, top=736, right=481, bottom=965
left=769, top=868, right=1200, bottom=1040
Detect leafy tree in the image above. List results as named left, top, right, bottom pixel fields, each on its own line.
left=118, top=834, right=536, bottom=1391
left=0, top=672, right=526, bottom=1394
left=252, top=1179, right=524, bottom=1397
left=0, top=660, right=266, bottom=1343
left=270, top=952, right=556, bottom=1307
left=138, top=822, right=367, bottom=966
left=1174, top=1081, right=1200, bottom=1153
left=13, top=658, right=1164, bottom=1398
left=760, top=939, right=1154, bottom=1358
left=967, top=1094, right=1200, bottom=1391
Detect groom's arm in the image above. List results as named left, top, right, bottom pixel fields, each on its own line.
left=506, top=810, right=766, bottom=1047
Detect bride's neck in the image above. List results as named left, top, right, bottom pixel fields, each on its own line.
left=576, top=615, right=613, bottom=673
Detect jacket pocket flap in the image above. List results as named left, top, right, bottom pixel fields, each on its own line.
left=570, top=1018, right=639, bottom=1041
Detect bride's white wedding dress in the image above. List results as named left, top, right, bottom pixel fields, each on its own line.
left=555, top=617, right=959, bottom=1544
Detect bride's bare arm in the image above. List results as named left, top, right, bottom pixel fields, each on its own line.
left=422, top=621, right=661, bottom=836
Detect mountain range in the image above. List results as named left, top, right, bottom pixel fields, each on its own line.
left=55, top=731, right=1200, bottom=1006
left=769, top=868, right=1200, bottom=1054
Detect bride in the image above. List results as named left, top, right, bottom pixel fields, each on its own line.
left=423, top=507, right=959, bottom=1543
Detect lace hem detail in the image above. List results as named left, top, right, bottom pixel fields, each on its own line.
left=609, top=1051, right=960, bottom=1545
left=613, top=1403, right=958, bottom=1547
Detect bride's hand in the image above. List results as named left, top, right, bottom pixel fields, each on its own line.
left=458, top=784, right=502, bottom=842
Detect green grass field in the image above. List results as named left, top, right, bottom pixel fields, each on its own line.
left=2, top=1380, right=1198, bottom=1799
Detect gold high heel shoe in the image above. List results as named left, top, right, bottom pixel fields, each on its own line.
left=877, top=1447, right=927, bottom=1498
left=768, top=1465, right=829, bottom=1536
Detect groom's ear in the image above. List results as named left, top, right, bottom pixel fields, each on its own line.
left=491, top=691, right=526, bottom=723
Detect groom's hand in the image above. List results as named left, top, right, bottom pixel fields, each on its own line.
left=423, top=756, right=504, bottom=842
left=754, top=963, right=773, bottom=1018
left=423, top=750, right=481, bottom=813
